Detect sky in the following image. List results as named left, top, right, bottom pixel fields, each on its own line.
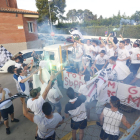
left=17, top=0, right=140, bottom=18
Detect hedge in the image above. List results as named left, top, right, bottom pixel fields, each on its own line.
left=55, top=25, right=140, bottom=39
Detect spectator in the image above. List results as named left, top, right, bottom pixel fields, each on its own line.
left=17, top=52, right=25, bottom=64
left=117, top=41, right=130, bottom=65
left=22, top=62, right=34, bottom=76
left=65, top=87, right=87, bottom=140
left=106, top=34, right=117, bottom=57
left=119, top=35, right=132, bottom=50
left=17, top=68, right=38, bottom=98
left=80, top=55, right=91, bottom=75
left=129, top=71, right=140, bottom=87
left=92, top=50, right=108, bottom=71
left=13, top=67, right=21, bottom=92
left=21, top=72, right=64, bottom=140
left=98, top=40, right=107, bottom=53
left=107, top=56, right=132, bottom=84
left=31, top=51, right=39, bottom=68
left=129, top=41, right=140, bottom=76
left=78, top=74, right=94, bottom=120
left=91, top=40, right=99, bottom=55
left=15, top=57, right=22, bottom=69
left=0, top=85, right=19, bottom=134
left=99, top=96, right=131, bottom=140
left=39, top=68, right=63, bottom=115
left=72, top=42, right=83, bottom=73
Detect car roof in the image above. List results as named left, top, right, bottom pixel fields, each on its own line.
left=43, top=43, right=72, bottom=51
left=13, top=49, right=43, bottom=55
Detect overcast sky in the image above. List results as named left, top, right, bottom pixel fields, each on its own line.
left=17, top=0, right=140, bottom=18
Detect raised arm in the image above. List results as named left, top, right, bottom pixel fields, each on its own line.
left=29, top=62, right=34, bottom=72
left=100, top=112, right=104, bottom=125
left=21, top=98, right=34, bottom=122
left=119, top=34, right=124, bottom=40
left=39, top=67, right=45, bottom=84
left=106, top=34, right=111, bottom=43
left=42, top=69, right=64, bottom=100
left=20, top=69, right=38, bottom=83
left=109, top=38, right=117, bottom=50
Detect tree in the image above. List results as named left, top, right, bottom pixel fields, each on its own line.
left=76, top=9, right=84, bottom=22
left=131, top=11, right=140, bottom=22
left=83, top=9, right=94, bottom=21
left=36, top=0, right=66, bottom=23
left=66, top=9, right=77, bottom=22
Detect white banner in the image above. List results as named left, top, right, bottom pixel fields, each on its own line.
left=63, top=71, right=140, bottom=110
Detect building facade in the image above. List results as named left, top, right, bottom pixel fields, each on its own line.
left=0, top=0, right=41, bottom=54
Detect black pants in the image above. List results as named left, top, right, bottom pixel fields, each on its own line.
left=129, top=63, right=140, bottom=76
left=37, top=132, right=55, bottom=140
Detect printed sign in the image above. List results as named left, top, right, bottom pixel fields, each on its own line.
left=63, top=71, right=140, bottom=110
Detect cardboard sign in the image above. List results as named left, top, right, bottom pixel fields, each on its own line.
left=63, top=71, right=140, bottom=110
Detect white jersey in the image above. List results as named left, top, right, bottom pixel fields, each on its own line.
left=103, top=107, right=123, bottom=136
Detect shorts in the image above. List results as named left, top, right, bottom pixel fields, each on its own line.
left=71, top=119, right=87, bottom=130
left=100, top=128, right=119, bottom=140
left=37, top=132, right=55, bottom=140
left=0, top=105, right=14, bottom=121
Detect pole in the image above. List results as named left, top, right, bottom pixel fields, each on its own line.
left=119, top=116, right=140, bottom=140
left=59, top=45, right=63, bottom=81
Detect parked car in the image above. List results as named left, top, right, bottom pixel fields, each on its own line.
left=0, top=49, right=43, bottom=73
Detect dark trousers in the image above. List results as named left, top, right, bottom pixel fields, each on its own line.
left=37, top=132, right=55, bottom=140
left=129, top=63, right=140, bottom=76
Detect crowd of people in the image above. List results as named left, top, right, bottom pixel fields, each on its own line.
left=69, top=32, right=140, bottom=86
left=0, top=31, right=139, bottom=140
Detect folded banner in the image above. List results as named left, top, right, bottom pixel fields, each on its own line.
left=63, top=70, right=140, bottom=110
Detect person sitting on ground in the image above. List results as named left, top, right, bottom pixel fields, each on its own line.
left=39, top=67, right=63, bottom=114
left=117, top=41, right=130, bottom=65
left=119, top=34, right=132, bottom=50
left=106, top=34, right=117, bottom=58
left=13, top=67, right=21, bottom=92
left=0, top=85, right=19, bottom=134
left=17, top=68, right=38, bottom=98
left=99, top=96, right=131, bottom=140
left=15, top=57, right=22, bottom=69
left=92, top=50, right=109, bottom=71
left=107, top=56, right=132, bottom=84
left=65, top=87, right=87, bottom=140
left=79, top=55, right=92, bottom=76
left=129, top=40, right=140, bottom=76
left=72, top=41, right=83, bottom=73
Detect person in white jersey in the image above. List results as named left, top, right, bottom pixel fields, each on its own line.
left=0, top=85, right=19, bottom=134
left=99, top=96, right=131, bottom=140
left=117, top=41, right=130, bottom=65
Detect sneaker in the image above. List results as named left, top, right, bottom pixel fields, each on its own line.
left=96, top=121, right=103, bottom=127
left=6, top=127, right=10, bottom=135
left=35, top=136, right=37, bottom=139
left=11, top=118, right=19, bottom=123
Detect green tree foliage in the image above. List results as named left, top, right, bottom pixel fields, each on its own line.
left=131, top=11, right=140, bottom=22
left=36, top=0, right=66, bottom=23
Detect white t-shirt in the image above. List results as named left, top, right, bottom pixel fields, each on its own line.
left=106, top=45, right=115, bottom=57
left=125, top=44, right=132, bottom=50
left=73, top=46, right=83, bottom=62
left=129, top=47, right=140, bottom=64
left=71, top=30, right=84, bottom=40
left=47, top=88, right=60, bottom=104
left=93, top=46, right=99, bottom=53
left=0, top=88, right=13, bottom=110
left=82, top=57, right=90, bottom=67
left=15, top=62, right=22, bottom=68
left=84, top=44, right=95, bottom=59
left=117, top=48, right=130, bottom=64
left=136, top=72, right=140, bottom=79
left=40, top=83, right=48, bottom=95
left=34, top=113, right=62, bottom=139
left=27, top=96, right=45, bottom=116
left=98, top=47, right=106, bottom=53
left=18, top=76, right=30, bottom=96
left=95, top=54, right=108, bottom=65
left=103, top=107, right=123, bottom=136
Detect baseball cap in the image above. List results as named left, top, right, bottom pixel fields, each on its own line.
left=19, top=52, right=22, bottom=54
left=30, top=87, right=41, bottom=98
left=22, top=63, right=27, bottom=68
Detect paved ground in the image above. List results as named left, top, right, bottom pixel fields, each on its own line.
left=0, top=72, right=140, bottom=140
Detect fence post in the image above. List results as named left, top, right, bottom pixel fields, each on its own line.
left=119, top=116, right=140, bottom=140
